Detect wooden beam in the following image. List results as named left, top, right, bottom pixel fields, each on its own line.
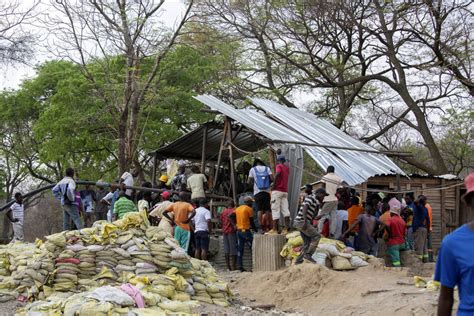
left=226, top=117, right=238, bottom=203
left=201, top=126, right=208, bottom=171
left=213, top=118, right=229, bottom=189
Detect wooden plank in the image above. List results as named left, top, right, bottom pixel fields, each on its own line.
left=440, top=180, right=446, bottom=239
left=455, top=185, right=460, bottom=227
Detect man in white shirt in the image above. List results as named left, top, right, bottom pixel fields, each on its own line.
left=6, top=193, right=24, bottom=242
left=192, top=199, right=212, bottom=260
left=187, top=165, right=208, bottom=204
left=120, top=169, right=138, bottom=199
left=318, top=165, right=343, bottom=238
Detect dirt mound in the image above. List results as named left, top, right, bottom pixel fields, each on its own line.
left=232, top=263, right=442, bottom=315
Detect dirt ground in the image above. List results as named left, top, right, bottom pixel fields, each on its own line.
left=0, top=261, right=454, bottom=316
left=226, top=262, right=454, bottom=316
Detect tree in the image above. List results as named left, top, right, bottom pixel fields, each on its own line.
left=195, top=0, right=473, bottom=174
left=0, top=0, right=38, bottom=64
left=47, top=0, right=194, bottom=177
left=0, top=35, right=234, bottom=183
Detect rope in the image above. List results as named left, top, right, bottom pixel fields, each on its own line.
left=228, top=141, right=464, bottom=194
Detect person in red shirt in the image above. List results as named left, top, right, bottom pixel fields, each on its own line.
left=269, top=154, right=290, bottom=234
left=220, top=200, right=237, bottom=270
left=383, top=206, right=407, bottom=268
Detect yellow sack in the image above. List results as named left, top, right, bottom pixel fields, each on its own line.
left=101, top=223, right=118, bottom=239
left=149, top=285, right=175, bottom=298
left=426, top=280, right=440, bottom=291
left=45, top=233, right=66, bottom=247
left=286, top=231, right=300, bottom=240
left=172, top=292, right=191, bottom=302
left=93, top=266, right=114, bottom=280
left=78, top=300, right=114, bottom=316
left=287, top=236, right=303, bottom=247
left=414, top=276, right=427, bottom=288
left=129, top=275, right=150, bottom=286
left=331, top=256, right=354, bottom=270
left=158, top=299, right=194, bottom=314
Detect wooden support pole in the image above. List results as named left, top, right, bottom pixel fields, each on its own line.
left=201, top=126, right=208, bottom=172
left=268, top=147, right=276, bottom=173
left=151, top=152, right=158, bottom=187
left=214, top=119, right=229, bottom=189
left=228, top=142, right=237, bottom=203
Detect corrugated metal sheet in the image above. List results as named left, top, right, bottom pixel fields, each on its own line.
left=252, top=235, right=286, bottom=271
left=194, top=95, right=314, bottom=145
left=251, top=98, right=405, bottom=185
left=153, top=122, right=266, bottom=161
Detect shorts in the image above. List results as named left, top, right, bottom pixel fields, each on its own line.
left=271, top=191, right=290, bottom=220
left=254, top=191, right=271, bottom=212
left=223, top=233, right=237, bottom=256
left=195, top=231, right=210, bottom=251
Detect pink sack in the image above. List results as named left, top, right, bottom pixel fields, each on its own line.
left=120, top=283, right=145, bottom=308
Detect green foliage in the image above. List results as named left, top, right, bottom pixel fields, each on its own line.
left=0, top=40, right=236, bottom=183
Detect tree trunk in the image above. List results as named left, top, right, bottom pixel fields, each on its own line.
left=374, top=2, right=448, bottom=175
left=397, top=89, right=448, bottom=174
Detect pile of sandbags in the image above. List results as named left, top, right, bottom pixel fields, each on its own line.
left=0, top=242, right=54, bottom=301
left=0, top=210, right=232, bottom=314
left=280, top=231, right=374, bottom=270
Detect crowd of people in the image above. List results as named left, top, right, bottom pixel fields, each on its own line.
left=5, top=158, right=474, bottom=315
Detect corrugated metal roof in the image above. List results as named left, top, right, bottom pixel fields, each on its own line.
left=250, top=98, right=404, bottom=185
left=153, top=122, right=266, bottom=161
left=194, top=95, right=314, bottom=145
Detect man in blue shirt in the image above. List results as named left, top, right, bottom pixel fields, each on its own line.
left=435, top=172, right=474, bottom=315
left=412, top=195, right=430, bottom=262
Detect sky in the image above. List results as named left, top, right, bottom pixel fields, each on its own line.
left=0, top=0, right=187, bottom=90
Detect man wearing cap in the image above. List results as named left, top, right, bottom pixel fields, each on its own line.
left=381, top=199, right=406, bottom=268
left=229, top=196, right=256, bottom=272
left=270, top=154, right=291, bottom=234
left=187, top=165, right=208, bottom=205
left=436, top=172, right=474, bottom=316
left=149, top=191, right=174, bottom=234
left=294, top=187, right=326, bottom=264
left=157, top=175, right=170, bottom=190
left=319, top=165, right=343, bottom=238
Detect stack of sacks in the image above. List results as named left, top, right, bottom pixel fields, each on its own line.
left=0, top=243, right=54, bottom=300
left=54, top=249, right=80, bottom=291
left=1, top=210, right=233, bottom=313
left=280, top=234, right=374, bottom=270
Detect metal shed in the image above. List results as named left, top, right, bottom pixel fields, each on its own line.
left=150, top=95, right=406, bottom=216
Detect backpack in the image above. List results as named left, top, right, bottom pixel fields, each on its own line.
left=253, top=166, right=271, bottom=190
left=63, top=183, right=73, bottom=205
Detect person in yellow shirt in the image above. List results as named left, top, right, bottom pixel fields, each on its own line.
left=230, top=196, right=256, bottom=272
